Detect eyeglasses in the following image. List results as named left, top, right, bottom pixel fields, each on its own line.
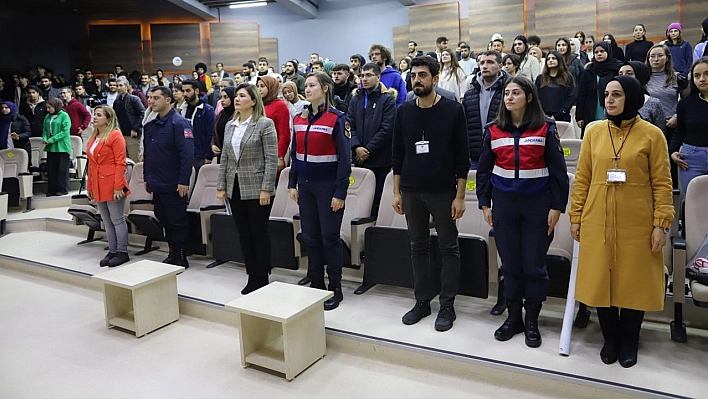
left=360, top=73, right=377, bottom=79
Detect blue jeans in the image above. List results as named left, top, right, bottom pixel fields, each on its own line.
left=678, top=144, right=708, bottom=197
left=96, top=198, right=129, bottom=253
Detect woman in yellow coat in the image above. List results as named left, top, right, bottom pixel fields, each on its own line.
left=569, top=75, right=674, bottom=368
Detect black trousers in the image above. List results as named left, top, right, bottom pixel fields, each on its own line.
left=153, top=190, right=189, bottom=247
left=492, top=190, right=553, bottom=303
left=230, top=174, right=273, bottom=276
left=46, top=152, right=70, bottom=194
left=402, top=188, right=460, bottom=307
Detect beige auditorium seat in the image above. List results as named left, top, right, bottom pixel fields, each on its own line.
left=0, top=167, right=8, bottom=235
left=560, top=139, right=582, bottom=174
left=0, top=148, right=33, bottom=211
left=340, top=167, right=377, bottom=269
left=671, top=175, right=708, bottom=343
left=185, top=163, right=225, bottom=256
left=69, top=135, right=86, bottom=179
left=555, top=121, right=576, bottom=139
left=29, top=137, right=46, bottom=176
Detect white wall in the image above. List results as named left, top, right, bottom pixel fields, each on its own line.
left=217, top=0, right=470, bottom=66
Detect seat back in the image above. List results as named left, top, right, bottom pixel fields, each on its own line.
left=555, top=121, right=576, bottom=139
left=271, top=167, right=299, bottom=218
left=549, top=173, right=576, bottom=258
left=70, top=136, right=82, bottom=159
left=375, top=171, right=408, bottom=228
left=127, top=163, right=152, bottom=211
left=547, top=173, right=575, bottom=298
left=125, top=159, right=136, bottom=185
left=188, top=163, right=222, bottom=210
left=29, top=137, right=45, bottom=168
left=0, top=149, right=29, bottom=178
left=457, top=170, right=489, bottom=240
left=686, top=176, right=708, bottom=257
left=560, top=139, right=581, bottom=174
left=341, top=167, right=376, bottom=244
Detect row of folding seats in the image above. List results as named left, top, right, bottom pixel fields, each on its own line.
left=28, top=136, right=86, bottom=183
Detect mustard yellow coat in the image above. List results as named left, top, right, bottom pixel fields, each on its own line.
left=569, top=116, right=674, bottom=311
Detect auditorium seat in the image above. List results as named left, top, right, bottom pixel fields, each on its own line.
left=185, top=164, right=224, bottom=256
left=0, top=148, right=33, bottom=211
left=555, top=121, right=576, bottom=140
left=209, top=166, right=303, bottom=270
left=0, top=167, right=8, bottom=235
left=339, top=167, right=377, bottom=269
left=560, top=139, right=581, bottom=174
left=546, top=173, right=576, bottom=299
left=355, top=171, right=419, bottom=294
left=67, top=160, right=135, bottom=245
left=29, top=137, right=46, bottom=178
left=127, top=167, right=195, bottom=256
left=671, top=175, right=708, bottom=343
left=69, top=136, right=86, bottom=179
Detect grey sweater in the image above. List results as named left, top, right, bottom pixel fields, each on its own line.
left=646, top=72, right=679, bottom=118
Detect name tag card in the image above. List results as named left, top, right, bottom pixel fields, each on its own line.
left=607, top=169, right=627, bottom=183
left=415, top=140, right=429, bottom=154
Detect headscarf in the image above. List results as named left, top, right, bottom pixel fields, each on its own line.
left=0, top=101, right=18, bottom=150
left=282, top=81, right=299, bottom=103
left=624, top=61, right=651, bottom=88
left=591, top=41, right=623, bottom=77
left=257, top=76, right=279, bottom=104
left=607, top=75, right=644, bottom=126
left=214, top=86, right=235, bottom=151
left=323, top=61, right=335, bottom=75
left=46, top=97, right=64, bottom=114
left=569, top=38, right=582, bottom=56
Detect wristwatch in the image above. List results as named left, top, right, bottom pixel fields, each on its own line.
left=654, top=226, right=670, bottom=234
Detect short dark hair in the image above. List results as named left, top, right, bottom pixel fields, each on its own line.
left=409, top=40, right=417, bottom=46
left=361, top=63, right=382, bottom=75
left=140, top=73, right=149, bottom=78
left=74, top=83, right=85, bottom=89
left=216, top=62, right=224, bottom=67
left=114, top=64, right=123, bottom=69
left=461, top=44, right=471, bottom=51
left=482, top=50, right=503, bottom=64
left=331, top=64, right=350, bottom=73
left=312, top=60, right=324, bottom=68
left=410, top=56, right=440, bottom=77
left=107, top=78, right=117, bottom=84
left=502, top=54, right=521, bottom=72
left=242, top=62, right=255, bottom=70
left=493, top=38, right=505, bottom=45
left=311, top=52, right=319, bottom=57
left=84, top=69, right=92, bottom=74
left=495, top=77, right=547, bottom=131
left=436, top=36, right=448, bottom=44
left=181, top=78, right=202, bottom=93
left=528, top=35, right=541, bottom=45
left=149, top=86, right=173, bottom=101
left=26, top=85, right=40, bottom=93
left=258, top=57, right=268, bottom=65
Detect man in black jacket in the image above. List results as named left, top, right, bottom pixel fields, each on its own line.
left=347, top=63, right=396, bottom=217
left=392, top=56, right=469, bottom=332
left=114, top=77, right=145, bottom=161
left=332, top=64, right=357, bottom=112
left=20, top=85, right=47, bottom=138
left=463, top=51, right=509, bottom=169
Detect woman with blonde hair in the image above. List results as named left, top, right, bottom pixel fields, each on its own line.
left=87, top=105, right=131, bottom=267
left=216, top=83, right=278, bottom=294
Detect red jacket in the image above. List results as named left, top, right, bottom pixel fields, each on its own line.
left=264, top=100, right=291, bottom=158
left=86, top=130, right=131, bottom=203
left=64, top=98, right=91, bottom=136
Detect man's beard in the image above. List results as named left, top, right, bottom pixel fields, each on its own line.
left=413, top=84, right=433, bottom=97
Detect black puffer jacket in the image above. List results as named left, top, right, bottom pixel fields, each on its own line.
left=11, top=113, right=32, bottom=167
left=347, top=82, right=397, bottom=168
left=463, top=71, right=509, bottom=162
left=19, top=101, right=47, bottom=138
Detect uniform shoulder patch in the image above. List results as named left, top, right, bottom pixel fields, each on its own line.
left=344, top=120, right=351, bottom=139
left=184, top=128, right=193, bottom=139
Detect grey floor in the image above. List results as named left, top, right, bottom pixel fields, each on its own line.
left=1, top=203, right=707, bottom=398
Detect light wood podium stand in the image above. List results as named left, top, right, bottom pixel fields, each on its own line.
left=93, top=260, right=184, bottom=337
left=225, top=282, right=333, bottom=380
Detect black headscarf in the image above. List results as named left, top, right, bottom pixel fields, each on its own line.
left=214, top=86, right=236, bottom=154
left=623, top=61, right=651, bottom=94
left=591, top=42, right=624, bottom=77
left=607, top=75, right=644, bottom=127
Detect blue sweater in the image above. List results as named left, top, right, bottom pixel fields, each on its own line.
left=379, top=66, right=407, bottom=107
left=666, top=40, right=693, bottom=76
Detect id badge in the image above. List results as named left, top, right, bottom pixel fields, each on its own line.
left=607, top=169, right=627, bottom=183
left=415, top=140, right=430, bottom=154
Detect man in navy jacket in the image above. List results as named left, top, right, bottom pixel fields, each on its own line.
left=182, top=79, right=215, bottom=178
left=347, top=63, right=396, bottom=217
left=143, top=86, right=194, bottom=268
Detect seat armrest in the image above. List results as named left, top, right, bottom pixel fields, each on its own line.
left=488, top=228, right=495, bottom=237
left=672, top=188, right=680, bottom=196
left=130, top=199, right=153, bottom=205
left=672, top=237, right=687, bottom=304
left=19, top=174, right=33, bottom=198
left=673, top=237, right=686, bottom=250
left=200, top=204, right=225, bottom=212
left=19, top=172, right=33, bottom=176
left=293, top=213, right=300, bottom=220
left=351, top=216, right=376, bottom=225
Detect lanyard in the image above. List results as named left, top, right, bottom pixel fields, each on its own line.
left=607, top=118, right=635, bottom=168
left=416, top=94, right=440, bottom=141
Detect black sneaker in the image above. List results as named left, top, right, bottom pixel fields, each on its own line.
left=434, top=306, right=456, bottom=332
left=107, top=252, right=130, bottom=267
left=99, top=252, right=115, bottom=267
left=402, top=300, right=431, bottom=325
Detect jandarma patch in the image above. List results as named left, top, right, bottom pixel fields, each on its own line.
left=184, top=129, right=193, bottom=138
